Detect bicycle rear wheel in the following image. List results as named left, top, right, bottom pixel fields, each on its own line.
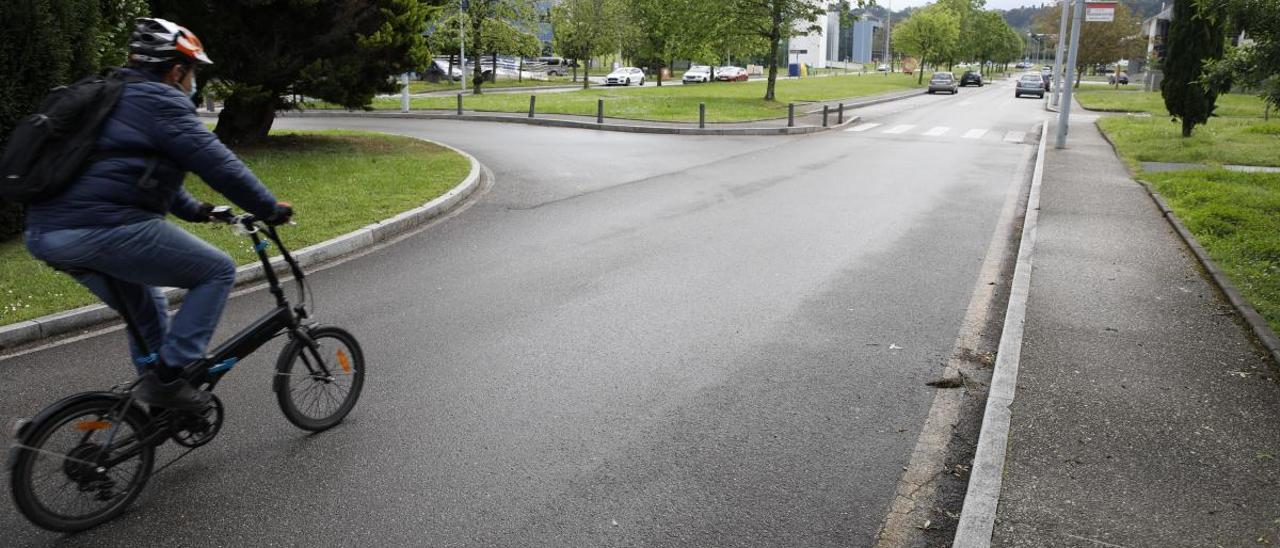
left=9, top=395, right=155, bottom=532
left=275, top=326, right=365, bottom=431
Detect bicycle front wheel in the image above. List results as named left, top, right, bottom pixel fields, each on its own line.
left=275, top=326, right=365, bottom=431
left=9, top=395, right=155, bottom=532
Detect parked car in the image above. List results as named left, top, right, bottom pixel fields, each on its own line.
left=1015, top=61, right=1030, bottom=69
left=1015, top=73, right=1045, bottom=98
left=1108, top=71, right=1130, bottom=85
left=927, top=72, right=958, bottom=94
left=959, top=70, right=983, bottom=87
left=715, top=66, right=749, bottom=82
left=877, top=63, right=891, bottom=72
left=683, top=65, right=712, bottom=83
left=537, top=56, right=573, bottom=77
left=605, top=67, right=645, bottom=86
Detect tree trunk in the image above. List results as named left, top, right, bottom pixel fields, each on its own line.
left=764, top=4, right=783, bottom=101
left=583, top=58, right=591, bottom=90
left=470, top=15, right=484, bottom=95
left=214, top=91, right=276, bottom=145
left=917, top=57, right=925, bottom=85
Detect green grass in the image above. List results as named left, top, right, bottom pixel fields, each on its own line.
left=340, top=73, right=923, bottom=122
left=1097, top=116, right=1280, bottom=168
left=1144, top=170, right=1280, bottom=334
left=0, top=131, right=470, bottom=326
left=1075, top=89, right=1269, bottom=118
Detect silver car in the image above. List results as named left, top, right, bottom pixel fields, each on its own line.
left=1015, top=73, right=1045, bottom=98
left=927, top=72, right=958, bottom=94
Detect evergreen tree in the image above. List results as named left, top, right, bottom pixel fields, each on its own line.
left=1161, top=0, right=1227, bottom=137
left=0, top=0, right=104, bottom=240
left=152, top=0, right=432, bottom=144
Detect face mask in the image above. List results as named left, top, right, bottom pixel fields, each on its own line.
left=189, top=78, right=198, bottom=100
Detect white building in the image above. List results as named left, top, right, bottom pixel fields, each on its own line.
left=785, top=0, right=838, bottom=69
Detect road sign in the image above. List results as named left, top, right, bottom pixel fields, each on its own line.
left=789, top=49, right=808, bottom=54
left=1085, top=1, right=1117, bottom=22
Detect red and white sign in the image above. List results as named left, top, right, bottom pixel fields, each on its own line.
left=1085, top=1, right=1118, bottom=22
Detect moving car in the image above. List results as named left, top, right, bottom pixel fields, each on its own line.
left=605, top=67, right=645, bottom=86
left=959, top=70, right=983, bottom=87
left=1015, top=73, right=1045, bottom=98
left=877, top=63, right=891, bottom=72
left=537, top=56, right=573, bottom=77
left=1108, top=71, right=1130, bottom=85
left=715, top=66, right=748, bottom=82
left=927, top=72, right=958, bottom=94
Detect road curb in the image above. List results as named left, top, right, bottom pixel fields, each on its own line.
left=1093, top=122, right=1280, bottom=368
left=0, top=137, right=484, bottom=352
left=259, top=88, right=923, bottom=136
left=952, top=121, right=1049, bottom=547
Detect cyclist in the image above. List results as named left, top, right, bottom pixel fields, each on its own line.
left=23, top=18, right=291, bottom=410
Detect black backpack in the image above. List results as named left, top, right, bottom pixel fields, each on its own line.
left=0, top=70, right=136, bottom=203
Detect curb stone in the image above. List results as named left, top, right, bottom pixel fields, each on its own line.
left=0, top=136, right=484, bottom=352
left=1093, top=120, right=1280, bottom=368
left=952, top=122, right=1049, bottom=547
left=246, top=87, right=926, bottom=136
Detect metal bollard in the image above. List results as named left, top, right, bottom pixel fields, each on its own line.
left=597, top=99, right=604, bottom=124
left=838, top=103, right=844, bottom=124
left=456, top=93, right=463, bottom=115
left=822, top=105, right=829, bottom=127
left=788, top=103, right=795, bottom=127
left=699, top=103, right=706, bottom=129
left=529, top=95, right=536, bottom=118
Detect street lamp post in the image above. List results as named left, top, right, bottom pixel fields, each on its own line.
left=1052, top=0, right=1070, bottom=106
left=460, top=0, right=468, bottom=94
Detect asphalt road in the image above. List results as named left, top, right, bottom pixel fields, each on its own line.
left=1, top=78, right=1048, bottom=545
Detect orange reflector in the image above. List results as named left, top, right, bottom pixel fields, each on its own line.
left=336, top=349, right=351, bottom=373
left=74, top=420, right=110, bottom=432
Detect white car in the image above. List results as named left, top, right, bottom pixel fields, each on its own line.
left=683, top=65, right=711, bottom=83
left=605, top=67, right=645, bottom=86
left=876, top=63, right=890, bottom=72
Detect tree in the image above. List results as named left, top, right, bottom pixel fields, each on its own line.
left=968, top=10, right=1021, bottom=75
left=1205, top=0, right=1280, bottom=118
left=723, top=0, right=840, bottom=101
left=1161, top=0, right=1228, bottom=136
left=893, top=4, right=961, bottom=84
left=0, top=0, right=126, bottom=240
left=152, top=0, right=431, bottom=144
left=460, top=0, right=540, bottom=94
left=552, top=0, right=628, bottom=90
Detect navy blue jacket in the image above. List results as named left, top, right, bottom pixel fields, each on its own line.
left=26, top=68, right=278, bottom=230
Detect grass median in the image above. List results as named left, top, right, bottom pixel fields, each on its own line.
left=0, top=130, right=471, bottom=327
left=357, top=73, right=923, bottom=122
left=1087, top=88, right=1280, bottom=333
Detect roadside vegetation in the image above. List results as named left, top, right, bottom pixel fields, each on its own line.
left=355, top=73, right=923, bottom=122
left=0, top=131, right=471, bottom=326
left=1086, top=89, right=1280, bottom=333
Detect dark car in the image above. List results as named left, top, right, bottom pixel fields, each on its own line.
left=959, top=70, right=983, bottom=87
left=1016, top=73, right=1045, bottom=98
left=1108, top=71, right=1130, bottom=85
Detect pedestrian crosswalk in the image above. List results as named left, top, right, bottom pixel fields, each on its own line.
left=844, top=123, right=1030, bottom=144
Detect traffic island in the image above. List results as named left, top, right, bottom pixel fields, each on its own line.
left=0, top=131, right=483, bottom=349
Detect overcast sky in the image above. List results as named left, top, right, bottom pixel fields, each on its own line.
left=881, top=0, right=1052, bottom=11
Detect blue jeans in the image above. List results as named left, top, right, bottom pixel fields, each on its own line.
left=25, top=219, right=236, bottom=372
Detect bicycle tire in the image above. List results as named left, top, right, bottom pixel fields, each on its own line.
left=9, top=395, right=155, bottom=532
left=275, top=326, right=365, bottom=431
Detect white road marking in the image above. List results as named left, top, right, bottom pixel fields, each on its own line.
left=846, top=123, right=882, bottom=132
left=963, top=129, right=989, bottom=139
left=883, top=124, right=916, bottom=134
left=1003, top=131, right=1026, bottom=143
left=923, top=126, right=951, bottom=137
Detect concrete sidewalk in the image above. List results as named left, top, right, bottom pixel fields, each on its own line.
left=990, top=118, right=1280, bottom=545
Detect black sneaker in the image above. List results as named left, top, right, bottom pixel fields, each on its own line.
left=133, top=372, right=212, bottom=410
